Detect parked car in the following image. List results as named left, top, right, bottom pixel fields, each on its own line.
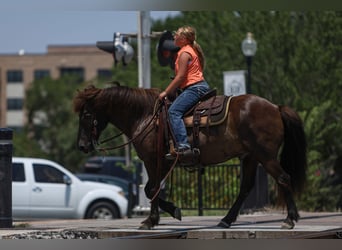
left=75, top=173, right=137, bottom=207
left=82, top=156, right=141, bottom=183
left=12, top=157, right=128, bottom=219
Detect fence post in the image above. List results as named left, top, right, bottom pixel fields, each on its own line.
left=197, top=167, right=204, bottom=216
left=0, top=128, right=13, bottom=228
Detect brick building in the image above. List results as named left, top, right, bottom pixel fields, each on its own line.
left=0, top=45, right=114, bottom=129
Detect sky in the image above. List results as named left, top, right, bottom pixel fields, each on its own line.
left=2, top=0, right=336, bottom=55
left=0, top=10, right=180, bottom=54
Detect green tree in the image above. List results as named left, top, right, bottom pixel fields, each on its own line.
left=12, top=128, right=48, bottom=159
left=22, top=76, right=86, bottom=170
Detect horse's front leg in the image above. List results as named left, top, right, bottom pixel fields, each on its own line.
left=139, top=181, right=160, bottom=230
left=159, top=198, right=182, bottom=221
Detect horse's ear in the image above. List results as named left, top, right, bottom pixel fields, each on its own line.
left=85, top=84, right=96, bottom=90
left=107, top=81, right=121, bottom=87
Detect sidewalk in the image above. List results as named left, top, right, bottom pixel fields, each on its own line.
left=1, top=211, right=341, bottom=239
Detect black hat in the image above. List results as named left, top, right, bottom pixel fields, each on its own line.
left=157, top=30, right=180, bottom=69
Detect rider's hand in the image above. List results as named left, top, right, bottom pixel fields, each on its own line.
left=159, top=91, right=168, bottom=101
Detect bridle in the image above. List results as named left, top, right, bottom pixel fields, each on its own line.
left=80, top=99, right=179, bottom=203
left=80, top=107, right=102, bottom=149
left=80, top=100, right=163, bottom=152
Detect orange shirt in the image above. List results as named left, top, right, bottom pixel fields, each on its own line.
left=175, top=45, right=204, bottom=89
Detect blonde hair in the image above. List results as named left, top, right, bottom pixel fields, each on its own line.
left=176, top=26, right=206, bottom=70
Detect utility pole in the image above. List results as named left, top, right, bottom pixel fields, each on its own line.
left=138, top=11, right=151, bottom=89
left=135, top=11, right=151, bottom=212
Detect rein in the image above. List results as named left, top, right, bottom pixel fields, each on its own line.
left=149, top=99, right=178, bottom=203
left=88, top=96, right=177, bottom=203
left=93, top=99, right=163, bottom=152
left=99, top=132, right=124, bottom=145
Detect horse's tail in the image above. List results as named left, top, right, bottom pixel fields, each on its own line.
left=279, top=105, right=307, bottom=196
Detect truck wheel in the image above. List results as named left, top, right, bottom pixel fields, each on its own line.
left=85, top=201, right=119, bottom=219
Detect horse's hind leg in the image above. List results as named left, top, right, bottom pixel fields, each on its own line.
left=281, top=189, right=299, bottom=229
left=218, top=155, right=258, bottom=228
left=261, top=160, right=299, bottom=229
left=278, top=174, right=300, bottom=229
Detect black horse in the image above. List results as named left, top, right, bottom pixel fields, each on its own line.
left=73, top=84, right=307, bottom=230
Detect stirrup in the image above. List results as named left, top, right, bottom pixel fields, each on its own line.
left=165, top=152, right=177, bottom=160
left=193, top=148, right=200, bottom=156
left=179, top=148, right=200, bottom=167
left=165, top=147, right=193, bottom=161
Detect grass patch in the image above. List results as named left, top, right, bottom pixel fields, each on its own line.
left=13, top=222, right=31, bottom=228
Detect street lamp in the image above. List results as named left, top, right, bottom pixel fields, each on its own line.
left=241, top=33, right=268, bottom=212
left=241, top=32, right=257, bottom=94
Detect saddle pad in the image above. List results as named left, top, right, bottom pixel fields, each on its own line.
left=184, top=95, right=232, bottom=127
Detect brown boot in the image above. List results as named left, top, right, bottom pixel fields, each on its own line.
left=165, top=146, right=192, bottom=160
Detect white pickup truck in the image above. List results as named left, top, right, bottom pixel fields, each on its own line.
left=11, top=157, right=128, bottom=219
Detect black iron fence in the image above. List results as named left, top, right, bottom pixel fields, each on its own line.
left=165, top=164, right=241, bottom=215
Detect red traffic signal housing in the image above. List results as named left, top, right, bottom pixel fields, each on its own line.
left=157, top=31, right=180, bottom=70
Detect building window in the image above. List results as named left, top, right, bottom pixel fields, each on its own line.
left=34, top=69, right=50, bottom=80
left=7, top=70, right=23, bottom=83
left=60, top=67, right=84, bottom=83
left=97, top=69, right=112, bottom=81
left=7, top=98, right=23, bottom=110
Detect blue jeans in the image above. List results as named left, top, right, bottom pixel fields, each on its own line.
left=168, top=81, right=210, bottom=149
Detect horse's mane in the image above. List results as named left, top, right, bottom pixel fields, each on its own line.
left=73, top=85, right=102, bottom=113
left=73, top=84, right=160, bottom=115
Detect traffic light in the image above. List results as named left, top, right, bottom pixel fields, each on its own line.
left=121, top=36, right=134, bottom=66
left=96, top=32, right=134, bottom=66
left=157, top=31, right=180, bottom=70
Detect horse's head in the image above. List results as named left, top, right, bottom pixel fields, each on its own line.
left=73, top=86, right=108, bottom=153
left=74, top=83, right=160, bottom=153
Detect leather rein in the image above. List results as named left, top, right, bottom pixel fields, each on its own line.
left=87, top=98, right=178, bottom=203
left=91, top=100, right=163, bottom=153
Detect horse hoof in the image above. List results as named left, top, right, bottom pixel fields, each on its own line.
left=174, top=208, right=182, bottom=221
left=281, top=220, right=295, bottom=229
left=217, top=220, right=231, bottom=228
left=139, top=223, right=152, bottom=230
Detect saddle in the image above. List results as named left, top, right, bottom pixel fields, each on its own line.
left=159, top=89, right=232, bottom=167
left=183, top=93, right=231, bottom=128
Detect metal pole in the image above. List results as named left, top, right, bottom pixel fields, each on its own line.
left=135, top=11, right=151, bottom=212
left=138, top=11, right=151, bottom=89
left=0, top=128, right=13, bottom=228
left=246, top=56, right=252, bottom=94
left=197, top=167, right=204, bottom=216
left=241, top=55, right=269, bottom=212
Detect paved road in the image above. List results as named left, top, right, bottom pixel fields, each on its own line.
left=1, top=211, right=341, bottom=239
